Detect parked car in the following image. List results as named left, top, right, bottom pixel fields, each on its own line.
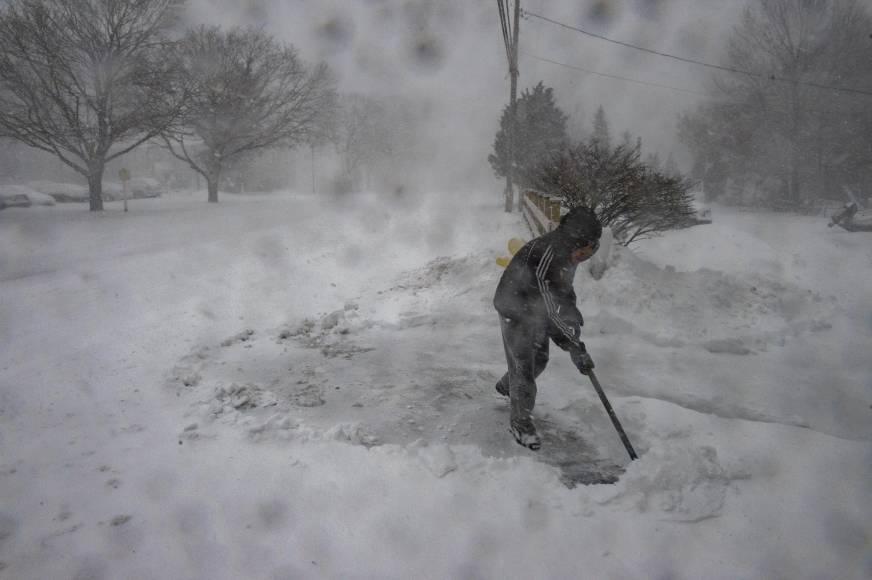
left=26, top=181, right=89, bottom=203
left=0, top=184, right=56, bottom=209
left=102, top=177, right=164, bottom=201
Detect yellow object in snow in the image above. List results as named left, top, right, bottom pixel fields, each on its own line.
left=496, top=237, right=526, bottom=268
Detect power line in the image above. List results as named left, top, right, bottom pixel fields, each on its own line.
left=523, top=9, right=872, bottom=98
left=524, top=11, right=746, bottom=76
left=522, top=51, right=717, bottom=98
left=525, top=51, right=858, bottom=118
left=496, top=0, right=512, bottom=68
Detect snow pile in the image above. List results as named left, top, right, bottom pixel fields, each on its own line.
left=590, top=442, right=743, bottom=522
left=583, top=242, right=834, bottom=351
left=410, top=441, right=459, bottom=478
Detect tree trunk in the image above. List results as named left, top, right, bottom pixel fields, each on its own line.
left=790, top=160, right=801, bottom=206
left=87, top=162, right=105, bottom=212
left=207, top=175, right=219, bottom=203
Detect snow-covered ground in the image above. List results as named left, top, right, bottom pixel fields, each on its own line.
left=1, top=190, right=870, bottom=579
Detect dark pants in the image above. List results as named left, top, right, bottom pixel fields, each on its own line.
left=497, top=315, right=550, bottom=424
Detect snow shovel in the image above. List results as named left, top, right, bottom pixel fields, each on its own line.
left=586, top=369, right=638, bottom=461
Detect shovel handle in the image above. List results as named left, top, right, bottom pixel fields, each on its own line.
left=587, top=369, right=638, bottom=460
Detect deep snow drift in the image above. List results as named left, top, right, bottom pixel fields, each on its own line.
left=1, top=190, right=870, bottom=579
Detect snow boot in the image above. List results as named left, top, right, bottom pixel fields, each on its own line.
left=509, top=418, right=541, bottom=451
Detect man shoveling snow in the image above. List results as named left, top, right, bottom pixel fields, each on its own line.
left=493, top=206, right=602, bottom=450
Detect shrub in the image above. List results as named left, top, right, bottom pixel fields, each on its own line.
left=528, top=141, right=696, bottom=244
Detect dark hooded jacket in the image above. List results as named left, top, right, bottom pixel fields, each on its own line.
left=493, top=207, right=601, bottom=351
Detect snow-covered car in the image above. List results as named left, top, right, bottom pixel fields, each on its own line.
left=26, top=180, right=89, bottom=202
left=102, top=177, right=163, bottom=201
left=0, top=184, right=56, bottom=209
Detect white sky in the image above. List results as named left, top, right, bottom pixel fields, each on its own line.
left=184, top=0, right=744, bottom=177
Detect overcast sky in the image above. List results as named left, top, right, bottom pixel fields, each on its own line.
left=184, top=0, right=744, bottom=183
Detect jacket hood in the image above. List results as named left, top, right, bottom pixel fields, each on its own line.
left=557, top=206, right=602, bottom=246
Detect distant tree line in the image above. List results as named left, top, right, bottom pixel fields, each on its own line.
left=489, top=84, right=694, bottom=245
left=678, top=0, right=872, bottom=210
left=331, top=94, right=419, bottom=195
left=0, top=0, right=414, bottom=210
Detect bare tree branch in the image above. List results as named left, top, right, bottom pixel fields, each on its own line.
left=0, top=0, right=186, bottom=210
left=529, top=138, right=696, bottom=246
left=689, top=0, right=872, bottom=208
left=162, top=26, right=338, bottom=202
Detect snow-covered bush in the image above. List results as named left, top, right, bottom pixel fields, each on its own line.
left=528, top=141, right=696, bottom=245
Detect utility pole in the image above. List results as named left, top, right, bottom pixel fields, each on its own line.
left=507, top=0, right=520, bottom=212
left=311, top=143, right=316, bottom=194
left=497, top=0, right=521, bottom=212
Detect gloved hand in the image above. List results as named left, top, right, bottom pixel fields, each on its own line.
left=570, top=344, right=594, bottom=375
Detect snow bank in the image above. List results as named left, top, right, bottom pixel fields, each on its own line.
left=585, top=242, right=833, bottom=349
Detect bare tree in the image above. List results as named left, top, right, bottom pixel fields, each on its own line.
left=683, top=0, right=872, bottom=208
left=163, top=26, right=337, bottom=203
left=332, top=95, right=393, bottom=192
left=0, top=0, right=186, bottom=211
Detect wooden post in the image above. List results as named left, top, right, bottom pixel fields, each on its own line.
left=119, top=167, right=130, bottom=212
left=550, top=199, right=561, bottom=222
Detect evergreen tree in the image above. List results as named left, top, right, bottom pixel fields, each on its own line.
left=488, top=82, right=569, bottom=189
left=645, top=152, right=662, bottom=173
left=664, top=152, right=680, bottom=178
left=591, top=105, right=611, bottom=150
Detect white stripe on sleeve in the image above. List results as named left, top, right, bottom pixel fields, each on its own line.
left=535, top=245, right=577, bottom=341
